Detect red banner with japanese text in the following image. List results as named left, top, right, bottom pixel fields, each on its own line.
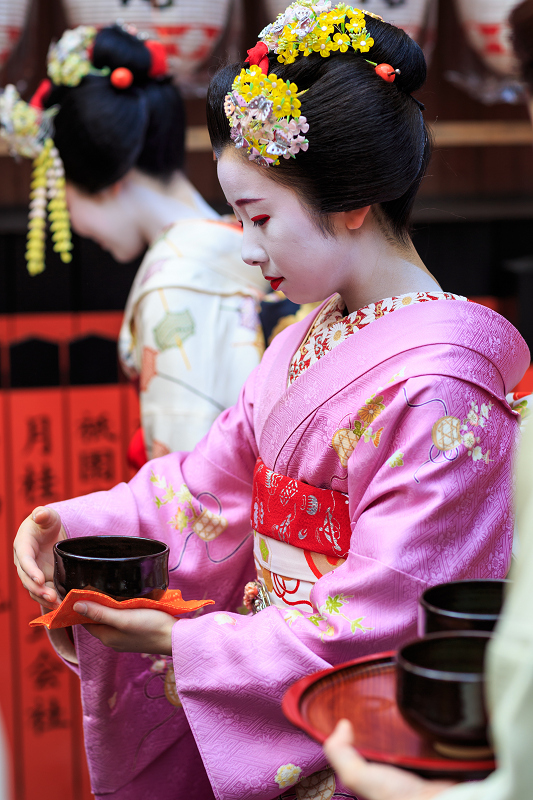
left=6, top=388, right=87, bottom=799
left=0, top=310, right=141, bottom=800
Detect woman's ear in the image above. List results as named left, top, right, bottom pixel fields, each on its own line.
left=343, top=206, right=371, bottom=230
left=108, top=180, right=124, bottom=198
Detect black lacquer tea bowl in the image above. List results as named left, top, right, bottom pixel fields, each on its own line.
left=54, top=536, right=169, bottom=601
left=418, top=579, right=508, bottom=636
left=396, top=631, right=492, bottom=759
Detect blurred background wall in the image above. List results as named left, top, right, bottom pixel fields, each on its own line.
left=1, top=1, right=533, bottom=798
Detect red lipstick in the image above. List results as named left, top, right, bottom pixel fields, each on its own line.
left=265, top=276, right=284, bottom=290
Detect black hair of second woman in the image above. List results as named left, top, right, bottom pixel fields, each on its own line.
left=510, top=0, right=533, bottom=93
left=207, top=14, right=430, bottom=243
left=43, top=25, right=186, bottom=194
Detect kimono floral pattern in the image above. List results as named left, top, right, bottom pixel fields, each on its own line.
left=140, top=654, right=182, bottom=707
left=284, top=592, right=373, bottom=643
left=275, top=763, right=302, bottom=789
left=151, top=471, right=228, bottom=541
left=331, top=395, right=386, bottom=467
left=288, top=291, right=466, bottom=385
left=430, top=399, right=493, bottom=465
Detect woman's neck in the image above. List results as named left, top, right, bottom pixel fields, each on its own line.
left=338, top=211, right=441, bottom=314
left=124, top=170, right=219, bottom=246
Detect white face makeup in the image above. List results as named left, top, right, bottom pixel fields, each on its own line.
left=65, top=182, right=146, bottom=263
left=217, top=150, right=356, bottom=306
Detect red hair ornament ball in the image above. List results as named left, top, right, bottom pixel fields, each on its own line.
left=374, top=63, right=400, bottom=82
left=110, top=67, right=134, bottom=89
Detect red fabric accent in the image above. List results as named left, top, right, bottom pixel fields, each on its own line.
left=245, top=41, right=269, bottom=75
left=30, top=588, right=214, bottom=630
left=512, top=365, right=533, bottom=397
left=304, top=549, right=323, bottom=579
left=29, top=78, right=52, bottom=110
left=146, top=39, right=168, bottom=77
left=251, top=457, right=351, bottom=558
left=127, top=426, right=148, bottom=470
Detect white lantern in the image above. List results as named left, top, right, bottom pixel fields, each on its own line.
left=0, top=0, right=30, bottom=67
left=64, top=0, right=237, bottom=86
left=454, top=0, right=521, bottom=77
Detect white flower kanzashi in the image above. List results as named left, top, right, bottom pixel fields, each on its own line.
left=259, top=2, right=370, bottom=63
left=275, top=763, right=302, bottom=789
left=47, top=26, right=97, bottom=87
left=225, top=67, right=309, bottom=166
left=0, top=85, right=57, bottom=159
left=259, top=0, right=331, bottom=45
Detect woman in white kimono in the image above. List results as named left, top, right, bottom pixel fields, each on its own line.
left=3, top=23, right=267, bottom=461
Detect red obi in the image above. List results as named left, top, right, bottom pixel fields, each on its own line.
left=251, top=457, right=352, bottom=559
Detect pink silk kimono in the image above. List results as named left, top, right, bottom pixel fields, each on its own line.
left=50, top=298, right=529, bottom=800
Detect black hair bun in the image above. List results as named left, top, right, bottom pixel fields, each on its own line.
left=44, top=23, right=186, bottom=192
left=92, top=25, right=152, bottom=83
left=364, top=15, right=426, bottom=95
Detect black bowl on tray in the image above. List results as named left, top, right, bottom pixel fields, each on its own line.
left=54, top=536, right=169, bottom=601
left=396, top=631, right=492, bottom=760
left=418, top=579, right=508, bottom=636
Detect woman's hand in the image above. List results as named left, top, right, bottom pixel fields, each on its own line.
left=13, top=506, right=67, bottom=609
left=324, top=720, right=457, bottom=800
left=72, top=601, right=176, bottom=655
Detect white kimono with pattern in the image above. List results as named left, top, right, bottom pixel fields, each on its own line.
left=119, top=218, right=267, bottom=458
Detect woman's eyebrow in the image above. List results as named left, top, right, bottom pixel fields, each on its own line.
left=235, top=198, right=264, bottom=208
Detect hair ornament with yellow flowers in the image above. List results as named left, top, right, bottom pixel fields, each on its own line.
left=259, top=1, right=377, bottom=62
left=225, top=65, right=309, bottom=167
left=225, top=2, right=382, bottom=166
left=0, top=85, right=72, bottom=275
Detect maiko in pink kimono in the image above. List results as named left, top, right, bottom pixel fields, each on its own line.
left=14, top=5, right=529, bottom=800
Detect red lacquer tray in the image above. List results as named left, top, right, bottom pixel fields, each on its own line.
left=282, top=651, right=496, bottom=780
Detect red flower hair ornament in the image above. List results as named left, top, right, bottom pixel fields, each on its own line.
left=146, top=40, right=168, bottom=78
left=29, top=79, right=52, bottom=110
left=245, top=41, right=269, bottom=74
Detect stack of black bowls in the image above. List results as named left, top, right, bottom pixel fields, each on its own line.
left=396, top=579, right=509, bottom=760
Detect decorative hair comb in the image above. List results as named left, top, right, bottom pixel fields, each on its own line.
left=225, top=2, right=383, bottom=166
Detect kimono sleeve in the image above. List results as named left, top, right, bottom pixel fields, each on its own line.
left=170, top=375, right=518, bottom=799
left=51, top=365, right=261, bottom=614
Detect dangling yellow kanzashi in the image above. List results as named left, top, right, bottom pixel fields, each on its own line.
left=47, top=141, right=73, bottom=265
left=26, top=140, right=52, bottom=276
left=25, top=138, right=73, bottom=275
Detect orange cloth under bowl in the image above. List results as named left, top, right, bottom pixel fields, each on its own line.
left=30, top=588, right=214, bottom=629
